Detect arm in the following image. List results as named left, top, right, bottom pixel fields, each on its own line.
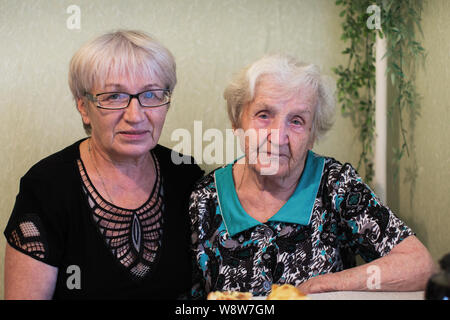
left=297, top=235, right=437, bottom=293
left=4, top=244, right=58, bottom=300
left=189, top=190, right=208, bottom=300
left=188, top=174, right=218, bottom=299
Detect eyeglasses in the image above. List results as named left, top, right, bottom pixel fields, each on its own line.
left=85, top=89, right=171, bottom=109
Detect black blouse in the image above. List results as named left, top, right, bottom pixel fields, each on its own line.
left=4, top=139, right=203, bottom=299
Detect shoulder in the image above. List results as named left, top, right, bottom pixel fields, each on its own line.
left=320, top=155, right=361, bottom=188
left=191, top=167, right=220, bottom=195
left=313, top=154, right=369, bottom=205
left=189, top=169, right=219, bottom=213
left=22, top=139, right=83, bottom=183
left=153, top=144, right=199, bottom=170
left=152, top=144, right=204, bottom=186
left=188, top=170, right=219, bottom=233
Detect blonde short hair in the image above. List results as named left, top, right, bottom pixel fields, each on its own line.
left=68, top=30, right=176, bottom=134
left=223, top=54, right=336, bottom=142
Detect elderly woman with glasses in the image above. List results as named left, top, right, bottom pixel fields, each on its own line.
left=4, top=30, right=203, bottom=299
left=189, top=54, right=435, bottom=299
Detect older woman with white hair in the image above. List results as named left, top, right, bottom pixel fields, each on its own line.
left=4, top=30, right=203, bottom=299
left=189, top=54, right=435, bottom=299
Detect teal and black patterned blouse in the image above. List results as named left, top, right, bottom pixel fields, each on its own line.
left=189, top=151, right=414, bottom=299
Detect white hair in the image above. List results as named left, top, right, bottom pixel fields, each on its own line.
left=224, top=54, right=336, bottom=142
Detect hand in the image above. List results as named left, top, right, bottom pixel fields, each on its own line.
left=297, top=237, right=436, bottom=294
left=296, top=274, right=337, bottom=294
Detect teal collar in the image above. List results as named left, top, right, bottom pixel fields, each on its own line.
left=214, top=150, right=325, bottom=237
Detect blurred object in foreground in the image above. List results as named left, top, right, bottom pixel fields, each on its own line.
left=425, top=253, right=450, bottom=300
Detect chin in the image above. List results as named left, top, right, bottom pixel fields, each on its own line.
left=253, top=161, right=287, bottom=177
left=117, top=141, right=156, bottom=158
left=253, top=154, right=291, bottom=177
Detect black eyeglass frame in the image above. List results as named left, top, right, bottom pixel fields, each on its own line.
left=84, top=89, right=171, bottom=110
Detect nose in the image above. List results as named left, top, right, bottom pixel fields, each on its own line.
left=123, top=96, right=145, bottom=123
left=268, top=118, right=289, bottom=147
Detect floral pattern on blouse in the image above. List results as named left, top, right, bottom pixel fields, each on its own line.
left=189, top=153, right=414, bottom=299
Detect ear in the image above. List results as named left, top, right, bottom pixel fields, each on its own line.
left=76, top=98, right=91, bottom=127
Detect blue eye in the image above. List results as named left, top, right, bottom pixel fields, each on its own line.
left=107, top=93, right=120, bottom=100
left=143, top=91, right=155, bottom=99
left=291, top=117, right=304, bottom=126
left=101, top=93, right=127, bottom=101
left=257, top=112, right=269, bottom=119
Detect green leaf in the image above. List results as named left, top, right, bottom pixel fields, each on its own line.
left=391, top=72, right=396, bottom=85
left=333, top=0, right=423, bottom=184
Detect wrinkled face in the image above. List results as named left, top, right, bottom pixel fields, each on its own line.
left=77, top=74, right=168, bottom=161
left=237, top=77, right=317, bottom=177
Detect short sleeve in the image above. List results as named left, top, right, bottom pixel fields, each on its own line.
left=4, top=175, right=65, bottom=267
left=333, top=163, right=414, bottom=262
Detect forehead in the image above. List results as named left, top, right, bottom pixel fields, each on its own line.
left=94, top=72, right=163, bottom=92
left=252, top=78, right=318, bottom=111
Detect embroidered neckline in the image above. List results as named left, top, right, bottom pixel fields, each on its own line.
left=76, top=151, right=164, bottom=280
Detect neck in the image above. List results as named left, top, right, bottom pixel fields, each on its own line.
left=88, top=138, right=153, bottom=178
left=233, top=159, right=303, bottom=198
left=84, top=138, right=156, bottom=207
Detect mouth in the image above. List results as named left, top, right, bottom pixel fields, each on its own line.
left=117, top=130, right=151, bottom=139
left=255, top=143, right=290, bottom=159
left=263, top=151, right=290, bottom=158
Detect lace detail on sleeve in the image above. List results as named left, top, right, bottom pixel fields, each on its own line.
left=7, top=214, right=47, bottom=260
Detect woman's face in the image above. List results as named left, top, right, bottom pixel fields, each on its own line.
left=237, top=77, right=316, bottom=178
left=77, top=74, right=168, bottom=161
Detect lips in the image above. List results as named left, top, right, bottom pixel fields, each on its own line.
left=117, top=129, right=151, bottom=139
left=256, top=144, right=290, bottom=158
left=118, top=130, right=149, bottom=135
left=263, top=151, right=290, bottom=158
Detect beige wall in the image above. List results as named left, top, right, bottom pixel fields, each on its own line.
left=0, top=0, right=447, bottom=299
left=393, top=0, right=450, bottom=262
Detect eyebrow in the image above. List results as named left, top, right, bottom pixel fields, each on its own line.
left=292, top=109, right=312, bottom=115
left=103, top=83, right=161, bottom=91
left=255, top=103, right=312, bottom=115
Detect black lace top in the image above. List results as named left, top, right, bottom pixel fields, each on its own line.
left=4, top=139, right=203, bottom=299
left=77, top=153, right=164, bottom=280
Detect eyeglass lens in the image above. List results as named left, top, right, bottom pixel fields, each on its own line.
left=96, top=90, right=169, bottom=108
